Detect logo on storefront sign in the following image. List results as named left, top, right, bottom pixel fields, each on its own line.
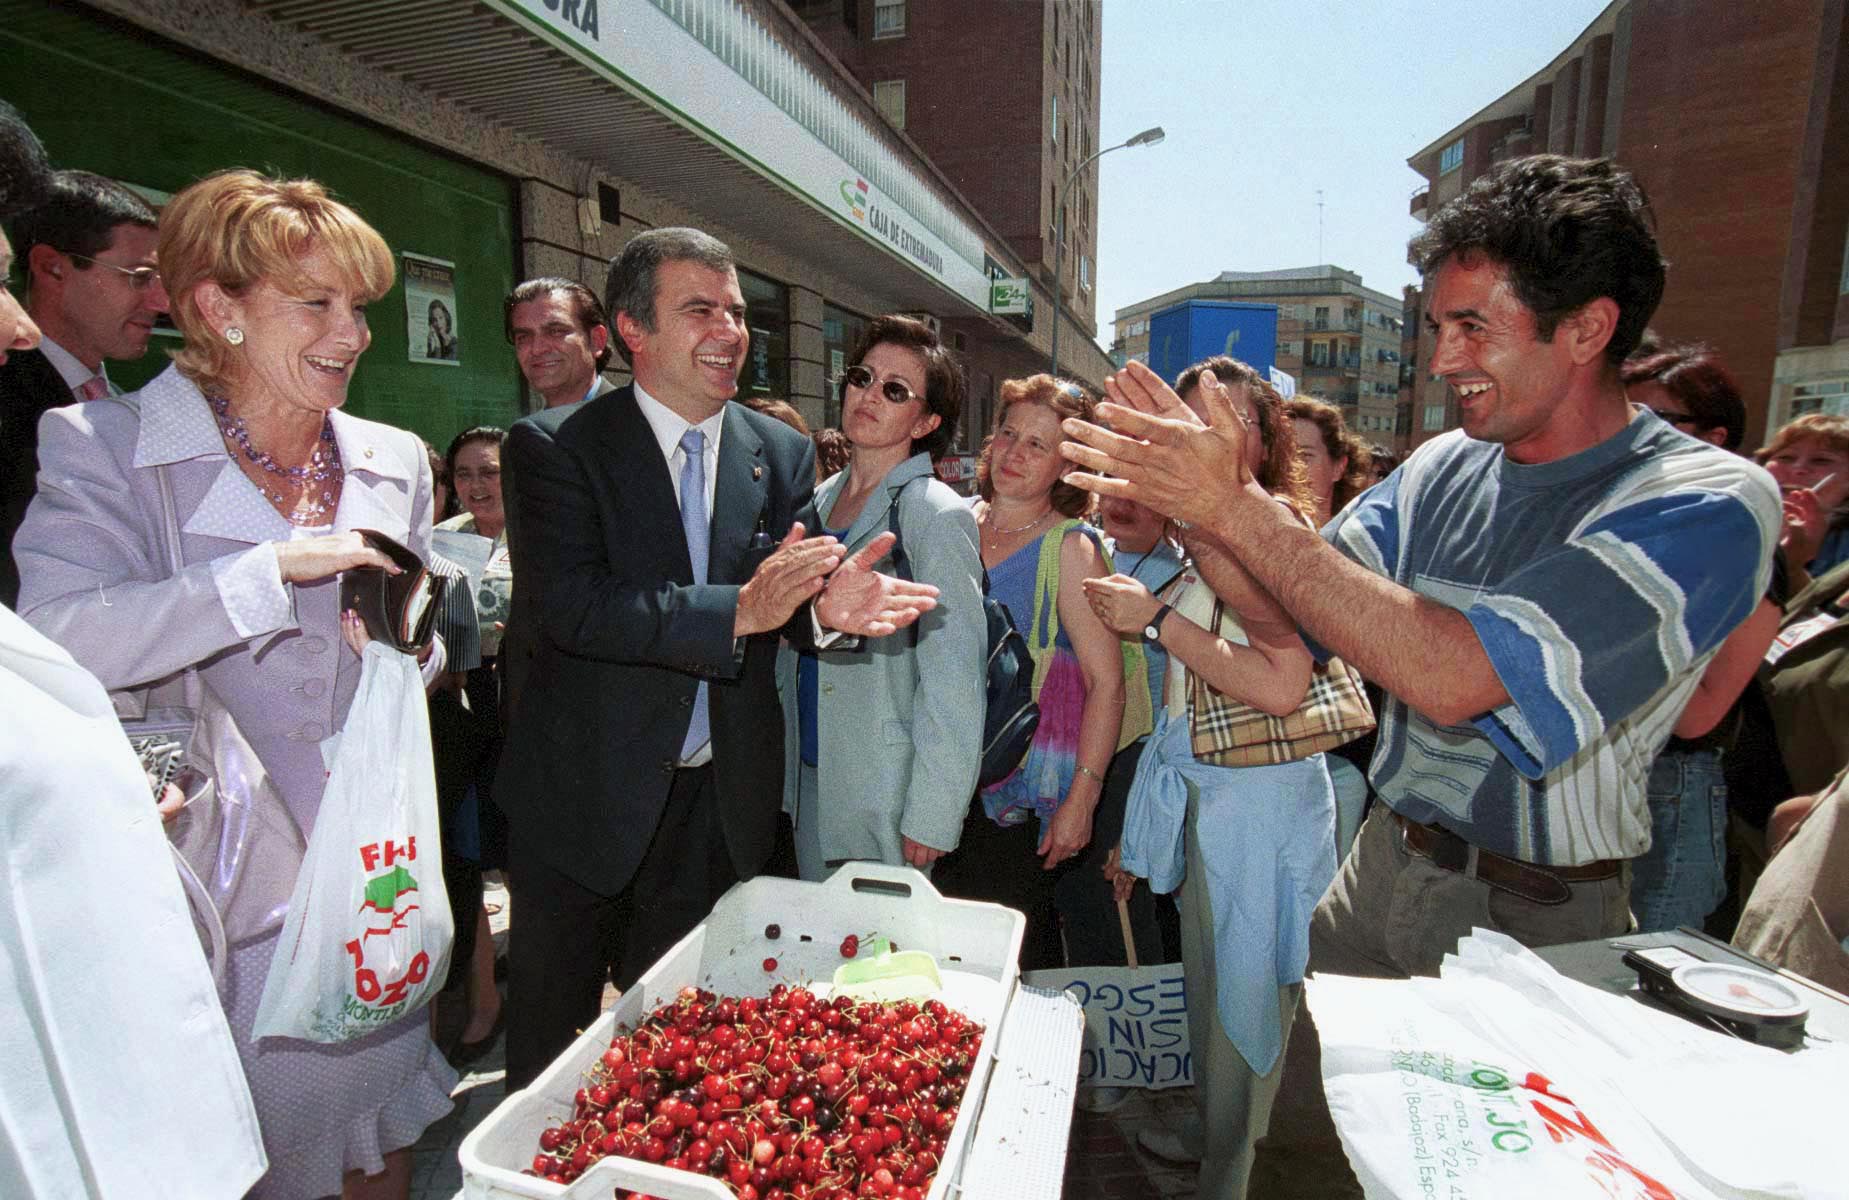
left=839, top=177, right=869, bottom=223
left=537, top=0, right=599, bottom=39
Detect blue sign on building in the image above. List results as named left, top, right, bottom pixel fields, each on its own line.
left=1146, top=301, right=1279, bottom=388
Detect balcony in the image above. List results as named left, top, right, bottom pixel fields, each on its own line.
left=1410, top=187, right=1429, bottom=218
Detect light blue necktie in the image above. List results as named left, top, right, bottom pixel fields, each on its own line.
left=678, top=427, right=711, bottom=761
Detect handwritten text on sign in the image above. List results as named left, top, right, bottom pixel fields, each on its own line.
left=1022, top=964, right=1193, bottom=1089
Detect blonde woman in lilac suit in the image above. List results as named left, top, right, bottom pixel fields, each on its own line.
left=14, top=171, right=454, bottom=1200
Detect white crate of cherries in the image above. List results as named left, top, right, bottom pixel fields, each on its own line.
left=527, top=979, right=985, bottom=1199
left=460, top=865, right=1024, bottom=1200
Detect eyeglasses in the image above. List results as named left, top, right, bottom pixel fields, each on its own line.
left=841, top=363, right=918, bottom=405
left=66, top=252, right=162, bottom=292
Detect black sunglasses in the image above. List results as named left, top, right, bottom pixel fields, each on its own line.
left=841, top=363, right=919, bottom=406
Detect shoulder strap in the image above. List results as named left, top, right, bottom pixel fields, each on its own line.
left=887, top=476, right=992, bottom=593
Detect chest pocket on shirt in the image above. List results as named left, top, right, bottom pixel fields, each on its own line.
left=1411, top=572, right=1489, bottom=614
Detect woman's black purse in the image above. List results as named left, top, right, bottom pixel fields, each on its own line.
left=339, top=529, right=448, bottom=654
left=885, top=483, right=1039, bottom=788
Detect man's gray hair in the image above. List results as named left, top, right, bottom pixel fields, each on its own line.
left=604, top=227, right=736, bottom=365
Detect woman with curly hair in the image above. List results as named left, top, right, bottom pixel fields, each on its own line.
left=1285, top=396, right=1374, bottom=525
left=931, top=373, right=1149, bottom=969
left=1082, top=357, right=1338, bottom=1198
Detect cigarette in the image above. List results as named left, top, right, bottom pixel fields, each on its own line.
left=1812, top=472, right=1837, bottom=494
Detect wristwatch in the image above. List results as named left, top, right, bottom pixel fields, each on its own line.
left=1142, top=603, right=1173, bottom=646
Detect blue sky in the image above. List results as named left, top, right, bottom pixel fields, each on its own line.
left=1090, top=0, right=1614, bottom=345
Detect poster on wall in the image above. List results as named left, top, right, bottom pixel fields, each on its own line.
left=404, top=253, right=460, bottom=366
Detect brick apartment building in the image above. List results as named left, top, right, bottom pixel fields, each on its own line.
left=1404, top=0, right=1848, bottom=451
left=1112, top=267, right=1409, bottom=445
left=796, top=0, right=1103, bottom=433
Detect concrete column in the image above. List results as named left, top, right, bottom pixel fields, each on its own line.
left=789, top=284, right=827, bottom=431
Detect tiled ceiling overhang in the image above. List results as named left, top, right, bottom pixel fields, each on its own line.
left=245, top=0, right=1005, bottom=321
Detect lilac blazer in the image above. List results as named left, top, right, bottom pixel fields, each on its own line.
left=14, top=364, right=434, bottom=834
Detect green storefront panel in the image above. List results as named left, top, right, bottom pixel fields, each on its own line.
left=1, top=2, right=523, bottom=449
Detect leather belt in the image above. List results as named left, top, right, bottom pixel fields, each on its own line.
left=1393, top=811, right=1619, bottom=906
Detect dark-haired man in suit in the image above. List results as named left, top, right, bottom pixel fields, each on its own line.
left=1, top=168, right=166, bottom=605
left=498, top=227, right=937, bottom=1088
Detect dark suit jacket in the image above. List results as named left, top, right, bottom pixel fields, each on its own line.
left=497, top=384, right=820, bottom=894
left=498, top=374, right=618, bottom=723
left=0, top=349, right=76, bottom=608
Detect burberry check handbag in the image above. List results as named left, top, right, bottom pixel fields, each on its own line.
left=1188, top=595, right=1376, bottom=767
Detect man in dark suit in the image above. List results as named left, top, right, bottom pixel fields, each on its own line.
left=497, top=276, right=621, bottom=728
left=1, top=168, right=165, bottom=606
left=498, top=228, right=936, bottom=1087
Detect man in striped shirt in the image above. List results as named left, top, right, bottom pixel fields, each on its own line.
left=1061, top=155, right=1782, bottom=1198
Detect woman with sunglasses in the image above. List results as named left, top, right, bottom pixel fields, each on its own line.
left=776, top=315, right=985, bottom=879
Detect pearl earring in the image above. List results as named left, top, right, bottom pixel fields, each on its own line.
left=225, top=327, right=244, bottom=346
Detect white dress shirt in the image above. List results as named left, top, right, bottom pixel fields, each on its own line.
left=633, top=381, right=724, bottom=520
left=35, top=334, right=115, bottom=399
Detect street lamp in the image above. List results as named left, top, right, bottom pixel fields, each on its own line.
left=1049, top=124, right=1164, bottom=377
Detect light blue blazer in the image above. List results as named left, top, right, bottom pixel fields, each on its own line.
left=776, top=453, right=985, bottom=866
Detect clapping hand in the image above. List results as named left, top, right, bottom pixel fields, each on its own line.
left=816, top=531, right=939, bottom=638
left=1059, top=361, right=1256, bottom=530
left=1081, top=573, right=1162, bottom=638
left=735, top=523, right=846, bottom=637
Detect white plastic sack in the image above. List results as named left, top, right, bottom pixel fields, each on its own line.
left=1307, top=930, right=1849, bottom=1200
left=252, top=642, right=453, bottom=1042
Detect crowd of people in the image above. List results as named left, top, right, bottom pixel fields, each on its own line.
left=4, top=91, right=1847, bottom=1200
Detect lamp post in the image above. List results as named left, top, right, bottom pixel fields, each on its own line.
left=1049, top=124, right=1164, bottom=377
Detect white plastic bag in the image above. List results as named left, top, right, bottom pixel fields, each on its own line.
left=1306, top=931, right=1849, bottom=1200
left=252, top=642, right=453, bottom=1043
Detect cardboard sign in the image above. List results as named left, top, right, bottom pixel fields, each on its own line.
left=1022, top=964, right=1193, bottom=1089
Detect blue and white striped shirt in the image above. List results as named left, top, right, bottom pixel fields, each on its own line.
left=1324, top=408, right=1782, bottom=865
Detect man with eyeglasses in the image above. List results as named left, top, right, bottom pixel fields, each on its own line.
left=1, top=169, right=165, bottom=606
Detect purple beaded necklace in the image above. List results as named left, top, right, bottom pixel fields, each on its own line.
left=208, top=393, right=343, bottom=524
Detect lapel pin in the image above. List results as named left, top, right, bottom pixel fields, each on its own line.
left=752, top=465, right=763, bottom=481
left=363, top=447, right=374, bottom=459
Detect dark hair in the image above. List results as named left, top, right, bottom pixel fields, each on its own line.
left=1408, top=155, right=1665, bottom=367
left=605, top=228, right=734, bottom=366
left=845, top=314, right=966, bottom=462
left=1620, top=342, right=1745, bottom=450
left=444, top=425, right=506, bottom=487
left=1286, top=396, right=1375, bottom=513
left=1172, top=355, right=1316, bottom=520
left=0, top=102, right=52, bottom=223
left=506, top=276, right=613, bottom=371
left=743, top=396, right=811, bottom=438
left=813, top=427, right=852, bottom=481
left=975, top=374, right=1096, bottom=518
left=10, top=169, right=159, bottom=271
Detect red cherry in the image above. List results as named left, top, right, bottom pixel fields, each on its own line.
left=763, top=957, right=779, bottom=972
left=840, top=934, right=859, bottom=958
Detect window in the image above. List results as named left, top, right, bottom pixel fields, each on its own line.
left=872, top=79, right=905, bottom=129
left=1310, top=342, right=1330, bottom=367
left=1840, top=230, right=1849, bottom=293
left=1440, top=138, right=1464, bottom=175
left=736, top=268, right=789, bottom=402
left=1792, top=378, right=1849, bottom=417
left=1423, top=402, right=1448, bottom=431
left=873, top=0, right=905, bottom=38
left=1050, top=93, right=1059, bottom=144
left=1313, top=306, right=1330, bottom=331
left=1080, top=255, right=1092, bottom=293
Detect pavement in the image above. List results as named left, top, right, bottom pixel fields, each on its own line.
left=408, top=876, right=1203, bottom=1199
